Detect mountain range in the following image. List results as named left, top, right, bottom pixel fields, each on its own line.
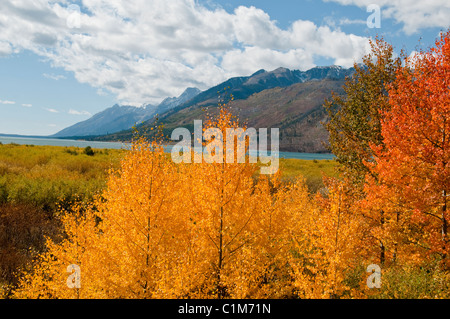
left=52, top=87, right=201, bottom=138
left=53, top=65, right=355, bottom=153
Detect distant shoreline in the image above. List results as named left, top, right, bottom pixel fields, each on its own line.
left=0, top=135, right=335, bottom=160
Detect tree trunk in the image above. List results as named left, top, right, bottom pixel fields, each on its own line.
left=380, top=211, right=385, bottom=265
left=442, top=189, right=448, bottom=264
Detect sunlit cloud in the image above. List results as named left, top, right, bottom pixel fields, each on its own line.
left=323, top=0, right=450, bottom=35
left=0, top=0, right=371, bottom=106
left=43, top=73, right=67, bottom=81
left=68, top=109, right=91, bottom=116
left=0, top=99, right=16, bottom=105
left=44, top=107, right=59, bottom=113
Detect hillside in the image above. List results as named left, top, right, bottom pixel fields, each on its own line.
left=52, top=104, right=156, bottom=137
left=232, top=79, right=346, bottom=152
left=94, top=79, right=346, bottom=153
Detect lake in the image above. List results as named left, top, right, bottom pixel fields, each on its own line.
left=0, top=136, right=129, bottom=150
left=0, top=136, right=335, bottom=160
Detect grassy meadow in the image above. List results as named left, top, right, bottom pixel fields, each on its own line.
left=0, top=143, right=125, bottom=209
left=278, top=157, right=338, bottom=192
left=0, top=143, right=124, bottom=297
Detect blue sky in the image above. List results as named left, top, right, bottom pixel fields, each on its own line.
left=0, top=0, right=448, bottom=135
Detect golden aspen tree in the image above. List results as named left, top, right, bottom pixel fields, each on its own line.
left=15, top=104, right=298, bottom=299
left=289, top=177, right=369, bottom=298
left=15, top=139, right=194, bottom=298
left=181, top=104, right=295, bottom=298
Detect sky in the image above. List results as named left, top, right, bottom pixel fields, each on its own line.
left=0, top=0, right=449, bottom=135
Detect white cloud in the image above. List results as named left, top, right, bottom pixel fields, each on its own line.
left=0, top=0, right=373, bottom=105
left=0, top=100, right=16, bottom=105
left=323, top=0, right=450, bottom=35
left=44, top=107, right=59, bottom=113
left=43, top=73, right=66, bottom=80
left=222, top=47, right=315, bottom=75
left=0, top=41, right=12, bottom=56
left=68, top=109, right=91, bottom=116
left=22, top=103, right=33, bottom=107
left=339, top=18, right=367, bottom=25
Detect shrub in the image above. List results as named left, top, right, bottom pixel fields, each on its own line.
left=64, top=148, right=78, bottom=156
left=83, top=146, right=94, bottom=156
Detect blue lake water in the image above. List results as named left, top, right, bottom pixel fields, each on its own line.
left=0, top=136, right=128, bottom=149
left=0, top=136, right=335, bottom=160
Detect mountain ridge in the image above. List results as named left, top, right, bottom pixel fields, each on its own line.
left=52, top=87, right=201, bottom=138
left=55, top=65, right=355, bottom=152
left=156, top=65, right=353, bottom=124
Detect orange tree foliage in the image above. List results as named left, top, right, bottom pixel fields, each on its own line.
left=17, top=104, right=417, bottom=299
left=183, top=106, right=296, bottom=298
left=14, top=140, right=190, bottom=298
left=15, top=106, right=318, bottom=299
left=366, top=30, right=450, bottom=267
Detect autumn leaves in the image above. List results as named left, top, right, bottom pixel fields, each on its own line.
left=365, top=31, right=450, bottom=267
left=13, top=109, right=307, bottom=298
left=13, top=30, right=450, bottom=299
left=324, top=30, right=450, bottom=294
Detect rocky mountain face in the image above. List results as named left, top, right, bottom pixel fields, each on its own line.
left=141, top=78, right=346, bottom=153
left=165, top=65, right=353, bottom=115
left=52, top=104, right=154, bottom=137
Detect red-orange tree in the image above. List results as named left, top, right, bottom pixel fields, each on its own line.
left=368, top=30, right=450, bottom=266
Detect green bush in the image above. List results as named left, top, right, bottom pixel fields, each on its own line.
left=83, top=146, right=95, bottom=156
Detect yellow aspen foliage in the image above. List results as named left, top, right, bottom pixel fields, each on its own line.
left=15, top=139, right=194, bottom=298
left=289, top=177, right=369, bottom=299
left=176, top=105, right=296, bottom=298
left=14, top=105, right=298, bottom=299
